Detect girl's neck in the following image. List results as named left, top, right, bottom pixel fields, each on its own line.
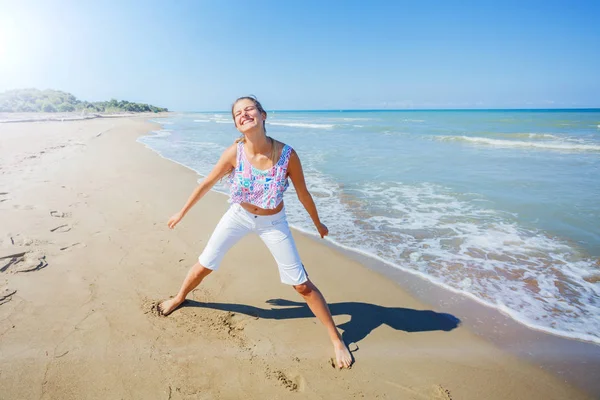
left=244, top=133, right=271, bottom=155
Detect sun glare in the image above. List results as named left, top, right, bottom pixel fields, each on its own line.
left=0, top=20, right=8, bottom=60
left=0, top=13, right=40, bottom=81
left=0, top=16, right=18, bottom=74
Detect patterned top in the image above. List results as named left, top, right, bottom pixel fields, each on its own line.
left=229, top=141, right=293, bottom=209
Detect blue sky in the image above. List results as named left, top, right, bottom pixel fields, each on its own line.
left=0, top=0, right=598, bottom=110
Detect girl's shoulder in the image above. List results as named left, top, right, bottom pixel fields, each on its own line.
left=222, top=142, right=239, bottom=164
left=274, top=140, right=293, bottom=153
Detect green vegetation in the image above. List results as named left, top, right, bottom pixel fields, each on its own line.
left=0, top=88, right=168, bottom=113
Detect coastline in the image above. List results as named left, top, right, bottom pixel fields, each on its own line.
left=330, top=242, right=600, bottom=395
left=143, top=139, right=600, bottom=396
left=0, top=116, right=596, bottom=399
left=0, top=111, right=173, bottom=124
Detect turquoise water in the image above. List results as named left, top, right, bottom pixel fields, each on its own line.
left=140, top=109, right=600, bottom=344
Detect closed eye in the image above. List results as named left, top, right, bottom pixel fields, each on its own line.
left=234, top=106, right=255, bottom=116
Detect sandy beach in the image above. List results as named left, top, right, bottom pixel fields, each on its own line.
left=0, top=116, right=596, bottom=399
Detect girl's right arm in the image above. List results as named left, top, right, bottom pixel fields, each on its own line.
left=168, top=144, right=237, bottom=229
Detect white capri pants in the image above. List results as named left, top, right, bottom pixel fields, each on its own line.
left=199, top=203, right=309, bottom=285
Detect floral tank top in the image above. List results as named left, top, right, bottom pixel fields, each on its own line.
left=229, top=141, right=293, bottom=209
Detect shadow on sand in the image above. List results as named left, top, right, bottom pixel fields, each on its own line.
left=181, top=298, right=460, bottom=344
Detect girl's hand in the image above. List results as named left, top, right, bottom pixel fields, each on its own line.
left=317, top=222, right=329, bottom=238
left=167, top=212, right=184, bottom=229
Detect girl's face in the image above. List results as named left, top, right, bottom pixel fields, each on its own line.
left=233, top=99, right=266, bottom=133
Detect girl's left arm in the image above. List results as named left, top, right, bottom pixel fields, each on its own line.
left=287, top=150, right=329, bottom=238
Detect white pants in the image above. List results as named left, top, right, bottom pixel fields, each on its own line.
left=199, top=203, right=308, bottom=285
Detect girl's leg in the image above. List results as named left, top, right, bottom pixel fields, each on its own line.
left=293, top=280, right=353, bottom=369
left=159, top=205, right=251, bottom=316
left=158, top=262, right=212, bottom=315
left=258, top=215, right=352, bottom=368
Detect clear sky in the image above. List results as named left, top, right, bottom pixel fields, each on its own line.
left=0, top=0, right=598, bottom=111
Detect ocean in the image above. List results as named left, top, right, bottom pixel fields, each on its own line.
left=139, top=109, right=600, bottom=344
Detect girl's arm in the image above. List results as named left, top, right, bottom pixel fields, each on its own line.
left=168, top=144, right=237, bottom=229
left=287, top=150, right=329, bottom=238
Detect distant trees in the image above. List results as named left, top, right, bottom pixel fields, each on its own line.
left=41, top=103, right=57, bottom=112
left=0, top=89, right=168, bottom=113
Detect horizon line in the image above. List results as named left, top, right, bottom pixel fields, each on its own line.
left=178, top=107, right=600, bottom=113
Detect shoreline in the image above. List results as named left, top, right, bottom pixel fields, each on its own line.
left=0, top=116, right=595, bottom=399
left=138, top=120, right=600, bottom=396
left=139, top=123, right=600, bottom=346
left=154, top=169, right=600, bottom=397
left=0, top=111, right=173, bottom=124
left=332, top=242, right=600, bottom=395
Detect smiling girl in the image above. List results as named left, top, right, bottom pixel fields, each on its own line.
left=158, top=96, right=353, bottom=369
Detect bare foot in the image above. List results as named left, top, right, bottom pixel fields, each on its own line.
left=334, top=340, right=353, bottom=369
left=157, top=297, right=183, bottom=316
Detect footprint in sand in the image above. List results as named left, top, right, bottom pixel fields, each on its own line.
left=50, top=210, right=71, bottom=218
left=144, top=299, right=161, bottom=316
left=432, top=384, right=453, bottom=400
left=0, top=251, right=47, bottom=273
left=143, top=299, right=249, bottom=346
left=215, top=311, right=244, bottom=335
left=59, top=243, right=84, bottom=251
left=266, top=368, right=305, bottom=392
left=50, top=224, right=71, bottom=233
left=0, top=288, right=17, bottom=305
left=7, top=234, right=50, bottom=247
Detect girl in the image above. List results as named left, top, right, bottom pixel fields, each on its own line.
left=158, top=96, right=352, bottom=369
